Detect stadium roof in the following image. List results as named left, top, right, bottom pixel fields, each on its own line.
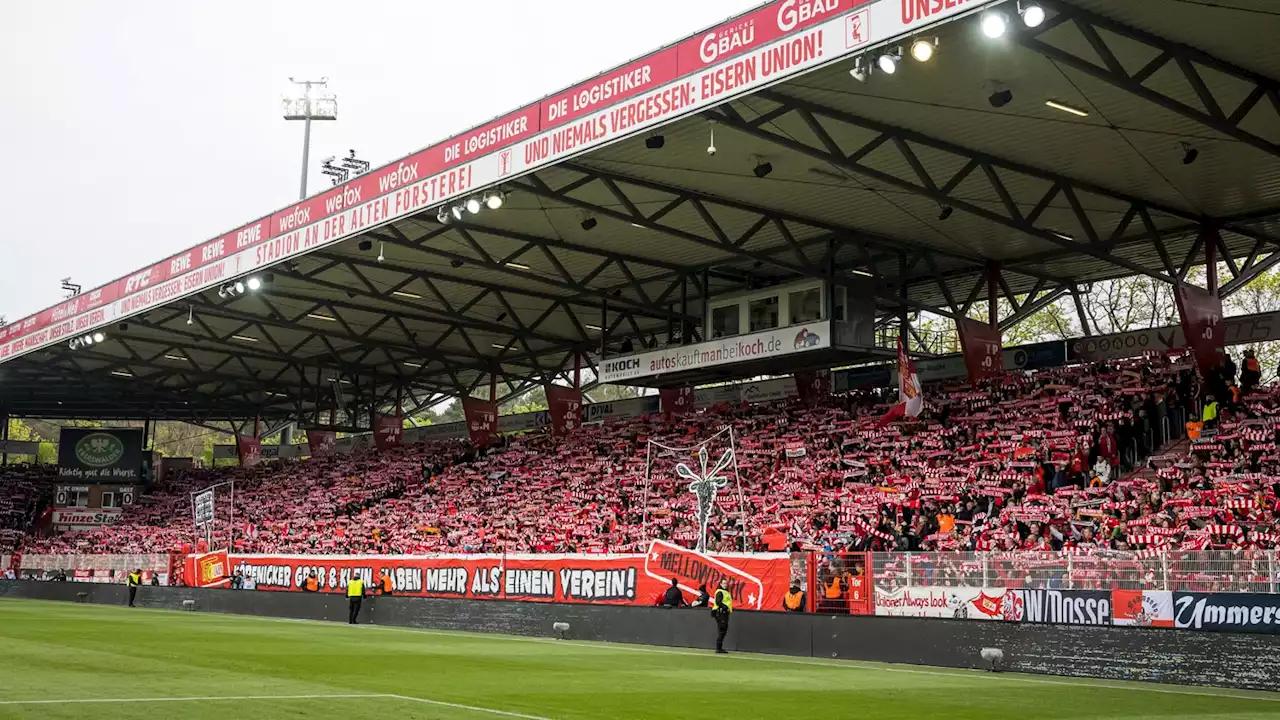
left=1, top=0, right=1278, bottom=424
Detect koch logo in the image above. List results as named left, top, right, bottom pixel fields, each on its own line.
left=603, top=358, right=640, bottom=375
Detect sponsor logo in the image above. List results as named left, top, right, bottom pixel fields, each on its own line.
left=1017, top=590, right=1111, bottom=625
left=74, top=433, right=125, bottom=468
left=1174, top=593, right=1280, bottom=632
left=902, top=0, right=975, bottom=25
left=699, top=20, right=756, bottom=64
left=602, top=357, right=641, bottom=376
left=794, top=327, right=821, bottom=349
left=777, top=0, right=840, bottom=31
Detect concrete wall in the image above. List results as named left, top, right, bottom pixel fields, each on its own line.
left=4, top=581, right=1278, bottom=692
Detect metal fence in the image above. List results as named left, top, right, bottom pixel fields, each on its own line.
left=870, top=551, right=1279, bottom=593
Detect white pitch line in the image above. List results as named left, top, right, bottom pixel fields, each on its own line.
left=0, top=693, right=384, bottom=706
left=383, top=693, right=557, bottom=720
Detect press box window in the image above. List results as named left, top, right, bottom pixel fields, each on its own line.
left=711, top=305, right=740, bottom=338
left=749, top=295, right=779, bottom=332
left=71, top=490, right=89, bottom=507
left=789, top=287, right=822, bottom=324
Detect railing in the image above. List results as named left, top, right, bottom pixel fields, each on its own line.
left=870, top=551, right=1279, bottom=594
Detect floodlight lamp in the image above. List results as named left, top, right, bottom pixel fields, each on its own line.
left=92, top=332, right=105, bottom=343
left=247, top=276, right=262, bottom=291
left=982, top=12, right=1009, bottom=39
left=451, top=205, right=465, bottom=221
left=911, top=38, right=937, bottom=63
left=878, top=49, right=902, bottom=75
left=466, top=197, right=482, bottom=214
left=234, top=281, right=245, bottom=294
left=484, top=190, right=506, bottom=210
left=1020, top=2, right=1046, bottom=28
left=437, top=207, right=451, bottom=224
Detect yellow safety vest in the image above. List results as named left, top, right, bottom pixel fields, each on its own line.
left=712, top=588, right=733, bottom=612
left=347, top=578, right=364, bottom=597
left=1203, top=402, right=1218, bottom=423
left=127, top=573, right=141, bottom=587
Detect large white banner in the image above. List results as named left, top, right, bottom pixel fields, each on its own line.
left=50, top=509, right=122, bottom=531
left=599, top=321, right=832, bottom=383
left=874, top=585, right=1022, bottom=621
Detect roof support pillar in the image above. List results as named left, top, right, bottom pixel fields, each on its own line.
left=1204, top=227, right=1219, bottom=296
left=987, top=261, right=1000, bottom=328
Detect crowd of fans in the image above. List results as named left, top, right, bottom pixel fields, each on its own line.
left=4, top=350, right=1280, bottom=568
left=0, top=464, right=55, bottom=552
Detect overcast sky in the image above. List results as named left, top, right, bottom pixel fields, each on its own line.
left=0, top=0, right=759, bottom=323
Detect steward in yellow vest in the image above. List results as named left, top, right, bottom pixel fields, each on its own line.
left=711, top=579, right=733, bottom=654
left=347, top=576, right=366, bottom=625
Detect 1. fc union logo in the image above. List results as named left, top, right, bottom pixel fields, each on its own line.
left=498, top=149, right=513, bottom=176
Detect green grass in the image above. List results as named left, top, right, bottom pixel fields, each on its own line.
left=0, top=599, right=1278, bottom=719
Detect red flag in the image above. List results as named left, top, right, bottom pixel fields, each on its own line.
left=545, top=385, right=582, bottom=436
left=957, top=317, right=1002, bottom=383
left=462, top=398, right=498, bottom=447
left=878, top=334, right=924, bottom=425
left=306, top=430, right=336, bottom=458
left=373, top=414, right=403, bottom=451
left=1175, top=282, right=1225, bottom=374
left=235, top=435, right=261, bottom=467
left=795, top=370, right=830, bottom=406
left=659, top=386, right=695, bottom=423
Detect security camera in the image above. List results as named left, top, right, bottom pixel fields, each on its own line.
left=707, top=144, right=717, bottom=157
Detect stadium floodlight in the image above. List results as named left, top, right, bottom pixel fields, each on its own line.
left=877, top=48, right=902, bottom=75
left=484, top=190, right=506, bottom=210
left=752, top=156, right=773, bottom=178
left=92, top=332, right=105, bottom=343
left=910, top=37, right=937, bottom=63
left=982, top=11, right=1009, bottom=39
left=282, top=77, right=338, bottom=200
left=234, top=280, right=245, bottom=294
left=466, top=196, right=483, bottom=214
left=646, top=134, right=665, bottom=150
left=186, top=306, right=194, bottom=325
left=849, top=56, right=869, bottom=83
left=581, top=216, right=598, bottom=231
left=1019, top=2, right=1045, bottom=27
left=437, top=207, right=452, bottom=224
left=1181, top=141, right=1199, bottom=165
left=377, top=241, right=385, bottom=263
left=246, top=276, right=263, bottom=291
left=451, top=204, right=465, bottom=221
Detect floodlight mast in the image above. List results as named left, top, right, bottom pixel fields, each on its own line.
left=282, top=77, right=338, bottom=200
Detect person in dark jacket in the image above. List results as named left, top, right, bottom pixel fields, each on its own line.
left=661, top=578, right=686, bottom=607
left=690, top=584, right=711, bottom=608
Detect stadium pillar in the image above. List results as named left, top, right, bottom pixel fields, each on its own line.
left=490, top=369, right=497, bottom=403
left=680, top=275, right=689, bottom=345
left=1, top=408, right=8, bottom=466
left=574, top=352, right=581, bottom=390
left=281, top=424, right=294, bottom=445
left=599, top=298, right=608, bottom=359
left=253, top=414, right=260, bottom=438
left=701, top=268, right=710, bottom=339
left=143, top=418, right=151, bottom=450
left=986, top=261, right=1000, bottom=328
left=396, top=385, right=403, bottom=416
left=1204, top=227, right=1219, bottom=296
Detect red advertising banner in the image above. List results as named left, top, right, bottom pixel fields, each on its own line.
left=660, top=386, right=696, bottom=422
left=462, top=398, right=498, bottom=447
left=219, top=542, right=791, bottom=610
left=676, top=0, right=859, bottom=73
left=306, top=430, right=336, bottom=458
left=373, top=414, right=404, bottom=451
left=235, top=436, right=261, bottom=467
left=545, top=384, right=582, bottom=436
left=1175, top=283, right=1226, bottom=374
left=194, top=550, right=230, bottom=588
left=957, top=318, right=1003, bottom=383
left=794, top=369, right=830, bottom=405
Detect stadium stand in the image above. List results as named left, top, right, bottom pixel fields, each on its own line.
left=0, top=464, right=55, bottom=552
left=9, top=353, right=1279, bottom=562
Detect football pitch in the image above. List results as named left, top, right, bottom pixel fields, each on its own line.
left=1, top=599, right=1278, bottom=719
